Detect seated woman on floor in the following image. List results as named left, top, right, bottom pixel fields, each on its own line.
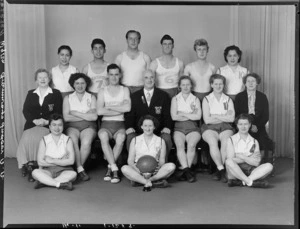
left=16, top=68, right=63, bottom=182
left=201, top=74, right=235, bottom=183
left=225, top=113, right=273, bottom=188
left=63, top=73, right=98, bottom=182
left=170, top=76, right=201, bottom=183
left=234, top=72, right=273, bottom=160
left=32, top=113, right=77, bottom=190
left=121, top=115, right=176, bottom=191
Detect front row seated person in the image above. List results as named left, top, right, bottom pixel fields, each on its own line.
left=97, top=64, right=131, bottom=184
left=32, top=114, right=77, bottom=191
left=63, top=73, right=98, bottom=182
left=125, top=69, right=173, bottom=161
left=201, top=74, right=235, bottom=183
left=171, top=76, right=201, bottom=183
left=122, top=115, right=176, bottom=191
left=225, top=114, right=273, bottom=188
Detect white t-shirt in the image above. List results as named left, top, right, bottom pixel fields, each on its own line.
left=217, top=64, right=248, bottom=95
left=52, top=65, right=77, bottom=93
left=134, top=134, right=162, bottom=163
left=44, top=133, right=69, bottom=159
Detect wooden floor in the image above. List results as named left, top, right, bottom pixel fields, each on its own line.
left=3, top=157, right=295, bottom=227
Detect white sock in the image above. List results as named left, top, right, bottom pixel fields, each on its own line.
left=111, top=164, right=119, bottom=172
left=246, top=179, right=253, bottom=186
left=56, top=183, right=60, bottom=188
left=108, top=164, right=111, bottom=169
left=77, top=166, right=84, bottom=173
left=217, top=165, right=224, bottom=171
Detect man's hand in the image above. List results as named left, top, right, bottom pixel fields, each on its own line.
left=251, top=125, right=258, bottom=133
left=161, top=128, right=171, bottom=135
left=126, top=128, right=135, bottom=135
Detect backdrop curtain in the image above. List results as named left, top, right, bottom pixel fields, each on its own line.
left=230, top=5, right=295, bottom=158
left=4, top=2, right=46, bottom=157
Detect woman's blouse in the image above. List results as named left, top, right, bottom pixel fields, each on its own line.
left=43, top=133, right=69, bottom=159
left=205, top=92, right=231, bottom=115
left=52, top=65, right=77, bottom=93
left=68, top=91, right=95, bottom=113
left=175, top=92, right=199, bottom=115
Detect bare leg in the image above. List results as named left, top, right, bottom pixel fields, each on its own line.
left=248, top=163, right=273, bottom=181
left=113, top=131, right=126, bottom=164
left=219, top=130, right=234, bottom=164
left=54, top=171, right=77, bottom=183
left=99, top=130, right=115, bottom=166
left=32, top=169, right=58, bottom=187
left=173, top=131, right=188, bottom=168
left=66, top=128, right=81, bottom=168
left=202, top=130, right=223, bottom=168
left=186, top=132, right=201, bottom=168
left=80, top=128, right=96, bottom=166
left=225, top=159, right=252, bottom=184
left=150, top=163, right=176, bottom=182
left=121, top=165, right=149, bottom=186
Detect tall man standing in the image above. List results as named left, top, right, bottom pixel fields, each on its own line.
left=125, top=69, right=173, bottom=161
left=149, top=34, right=184, bottom=99
left=115, top=30, right=151, bottom=94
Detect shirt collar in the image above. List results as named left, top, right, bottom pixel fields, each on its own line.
left=237, top=133, right=253, bottom=144
left=144, top=88, right=154, bottom=97
left=33, top=87, right=53, bottom=96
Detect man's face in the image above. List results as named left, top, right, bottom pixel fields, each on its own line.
left=92, top=44, right=105, bottom=59
left=127, top=32, right=140, bottom=49
left=161, top=39, right=174, bottom=55
left=143, top=71, right=155, bottom=90
left=108, top=68, right=121, bottom=86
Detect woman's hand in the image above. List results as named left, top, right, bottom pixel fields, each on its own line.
left=251, top=125, right=258, bottom=133
left=33, top=119, right=44, bottom=126
left=44, top=156, right=55, bottom=164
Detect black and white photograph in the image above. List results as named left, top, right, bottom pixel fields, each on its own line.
left=0, top=0, right=298, bottom=227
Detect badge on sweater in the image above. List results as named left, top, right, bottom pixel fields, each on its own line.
left=48, top=104, right=54, bottom=111
left=155, top=106, right=162, bottom=114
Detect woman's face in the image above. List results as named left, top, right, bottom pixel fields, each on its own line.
left=226, top=50, right=239, bottom=66
left=58, top=49, right=71, bottom=66
left=245, top=76, right=258, bottom=91
left=237, top=118, right=251, bottom=134
left=180, top=79, right=192, bottom=94
left=36, top=72, right=50, bottom=87
left=195, top=45, right=208, bottom=60
left=211, top=78, right=224, bottom=93
left=49, top=119, right=64, bottom=136
left=141, top=119, right=155, bottom=135
left=74, top=77, right=87, bottom=94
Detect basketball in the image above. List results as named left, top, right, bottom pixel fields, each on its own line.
left=136, top=155, right=158, bottom=173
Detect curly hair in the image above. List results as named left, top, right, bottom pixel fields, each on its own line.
left=243, top=72, right=262, bottom=85
left=48, top=113, right=65, bottom=126
left=137, top=115, right=160, bottom=133
left=223, top=45, right=242, bottom=63
left=68, top=73, right=91, bottom=90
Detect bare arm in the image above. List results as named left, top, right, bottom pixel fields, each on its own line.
left=183, top=64, right=191, bottom=76
left=179, top=97, right=201, bottom=120
left=127, top=138, right=140, bottom=173
left=63, top=95, right=83, bottom=122
left=106, top=87, right=131, bottom=113
left=37, top=139, right=55, bottom=167
left=69, top=95, right=98, bottom=121
left=236, top=140, right=261, bottom=166
left=158, top=140, right=166, bottom=167
left=202, top=98, right=223, bottom=124
left=211, top=99, right=235, bottom=123
left=82, top=64, right=88, bottom=74
left=178, top=59, right=184, bottom=76
left=143, top=54, right=152, bottom=69
left=114, top=54, right=122, bottom=67
left=226, top=138, right=244, bottom=164
left=47, top=138, right=75, bottom=166
left=170, top=97, right=189, bottom=121
left=97, top=89, right=122, bottom=116
left=149, top=59, right=158, bottom=73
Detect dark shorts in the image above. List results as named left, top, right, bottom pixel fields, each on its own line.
left=43, top=166, right=74, bottom=178
left=99, top=121, right=125, bottom=138
left=174, top=120, right=201, bottom=135
left=239, top=163, right=256, bottom=176
left=201, top=123, right=234, bottom=134
left=66, top=120, right=97, bottom=132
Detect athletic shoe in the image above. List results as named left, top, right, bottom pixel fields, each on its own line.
left=78, top=171, right=90, bottom=181
left=34, top=181, right=46, bottom=189
left=220, top=169, right=228, bottom=183
left=251, top=180, right=269, bottom=188
left=143, top=186, right=152, bottom=192
left=228, top=179, right=243, bottom=187
left=152, top=179, right=170, bottom=188
left=110, top=170, right=120, bottom=184
left=59, top=182, right=73, bottom=191
left=104, top=168, right=112, bottom=181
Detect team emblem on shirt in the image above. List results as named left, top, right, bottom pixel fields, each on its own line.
left=155, top=106, right=162, bottom=114
left=48, top=104, right=54, bottom=111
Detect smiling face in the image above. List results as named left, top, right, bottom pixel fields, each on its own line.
left=108, top=68, right=121, bottom=86
left=49, top=119, right=64, bottom=136
left=237, top=118, right=251, bottom=134
left=195, top=45, right=208, bottom=60
left=211, top=78, right=224, bottom=94
left=36, top=72, right=50, bottom=88
left=58, top=49, right=71, bottom=66
left=161, top=39, right=174, bottom=55
left=141, top=119, right=155, bottom=135
left=226, top=50, right=239, bottom=66
left=73, top=77, right=87, bottom=94
left=127, top=32, right=140, bottom=49
left=92, top=44, right=105, bottom=59
left=179, top=78, right=192, bottom=94
left=245, top=76, right=258, bottom=91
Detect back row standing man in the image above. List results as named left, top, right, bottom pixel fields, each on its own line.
left=149, top=34, right=184, bottom=99
left=115, top=30, right=151, bottom=94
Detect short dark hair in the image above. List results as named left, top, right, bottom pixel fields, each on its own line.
left=91, top=38, right=106, bottom=49
left=107, top=63, right=122, bottom=74
left=209, top=74, right=226, bottom=85
left=138, top=115, right=160, bottom=132
left=178, top=75, right=194, bottom=89
left=243, top=72, right=262, bottom=85
left=58, top=45, right=73, bottom=57
left=49, top=113, right=64, bottom=126
left=234, top=113, right=254, bottom=126
left=160, top=34, right=174, bottom=45
left=125, top=30, right=141, bottom=40
left=224, top=45, right=242, bottom=63
left=68, top=73, right=91, bottom=90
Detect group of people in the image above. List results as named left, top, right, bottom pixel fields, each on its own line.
left=16, top=30, right=273, bottom=192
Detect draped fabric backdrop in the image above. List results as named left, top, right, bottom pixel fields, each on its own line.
left=4, top=4, right=296, bottom=158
